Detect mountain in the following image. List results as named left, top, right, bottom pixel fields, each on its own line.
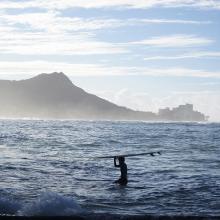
left=0, top=72, right=157, bottom=120
left=0, top=72, right=208, bottom=121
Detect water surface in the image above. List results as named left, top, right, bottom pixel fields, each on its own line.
left=0, top=120, right=219, bottom=216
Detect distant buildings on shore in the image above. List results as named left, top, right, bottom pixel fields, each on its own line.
left=157, top=103, right=208, bottom=121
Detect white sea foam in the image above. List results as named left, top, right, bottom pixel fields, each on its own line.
left=18, top=191, right=84, bottom=216
left=0, top=192, right=85, bottom=216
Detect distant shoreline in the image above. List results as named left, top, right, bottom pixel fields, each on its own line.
left=0, top=118, right=218, bottom=123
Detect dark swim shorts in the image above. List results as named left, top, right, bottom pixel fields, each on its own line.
left=115, top=178, right=128, bottom=186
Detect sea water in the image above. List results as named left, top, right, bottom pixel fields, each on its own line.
left=0, top=120, right=219, bottom=216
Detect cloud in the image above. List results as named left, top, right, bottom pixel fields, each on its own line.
left=0, top=61, right=124, bottom=76
left=0, top=61, right=220, bottom=78
left=144, top=51, right=220, bottom=60
left=137, top=19, right=210, bottom=25
left=0, top=25, right=127, bottom=56
left=0, top=11, right=123, bottom=32
left=0, top=61, right=151, bottom=77
left=0, top=6, right=212, bottom=57
left=0, top=35, right=127, bottom=55
left=132, top=35, right=213, bottom=48
left=0, top=11, right=130, bottom=56
left=0, top=0, right=220, bottom=10
left=0, top=10, right=209, bottom=34
left=142, top=68, right=220, bottom=78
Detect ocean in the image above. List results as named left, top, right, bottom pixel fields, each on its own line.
left=0, top=120, right=219, bottom=217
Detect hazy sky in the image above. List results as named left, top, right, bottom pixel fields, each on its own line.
left=0, top=0, right=220, bottom=121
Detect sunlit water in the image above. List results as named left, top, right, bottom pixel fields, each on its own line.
left=0, top=120, right=219, bottom=216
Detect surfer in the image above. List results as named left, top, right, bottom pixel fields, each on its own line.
left=114, top=156, right=127, bottom=186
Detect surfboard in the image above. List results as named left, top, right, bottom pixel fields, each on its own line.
left=72, top=151, right=161, bottom=160
left=74, top=177, right=111, bottom=182
left=94, top=151, right=161, bottom=159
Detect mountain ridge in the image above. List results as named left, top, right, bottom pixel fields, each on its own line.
left=0, top=72, right=157, bottom=120
left=0, top=72, right=207, bottom=121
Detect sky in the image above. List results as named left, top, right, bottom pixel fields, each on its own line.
left=0, top=0, right=220, bottom=121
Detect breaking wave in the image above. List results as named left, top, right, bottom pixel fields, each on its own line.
left=0, top=191, right=84, bottom=216
left=0, top=197, right=21, bottom=215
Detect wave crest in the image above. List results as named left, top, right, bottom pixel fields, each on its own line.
left=1, top=191, right=84, bottom=216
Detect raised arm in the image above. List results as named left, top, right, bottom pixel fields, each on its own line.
left=114, top=156, right=120, bottom=167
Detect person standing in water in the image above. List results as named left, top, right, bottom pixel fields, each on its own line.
left=114, top=156, right=128, bottom=186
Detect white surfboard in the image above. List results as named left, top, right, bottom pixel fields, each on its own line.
left=94, top=151, right=161, bottom=159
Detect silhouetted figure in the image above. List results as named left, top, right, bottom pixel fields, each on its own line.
left=114, top=156, right=127, bottom=186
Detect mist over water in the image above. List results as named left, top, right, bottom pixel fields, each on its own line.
left=0, top=120, right=220, bottom=216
